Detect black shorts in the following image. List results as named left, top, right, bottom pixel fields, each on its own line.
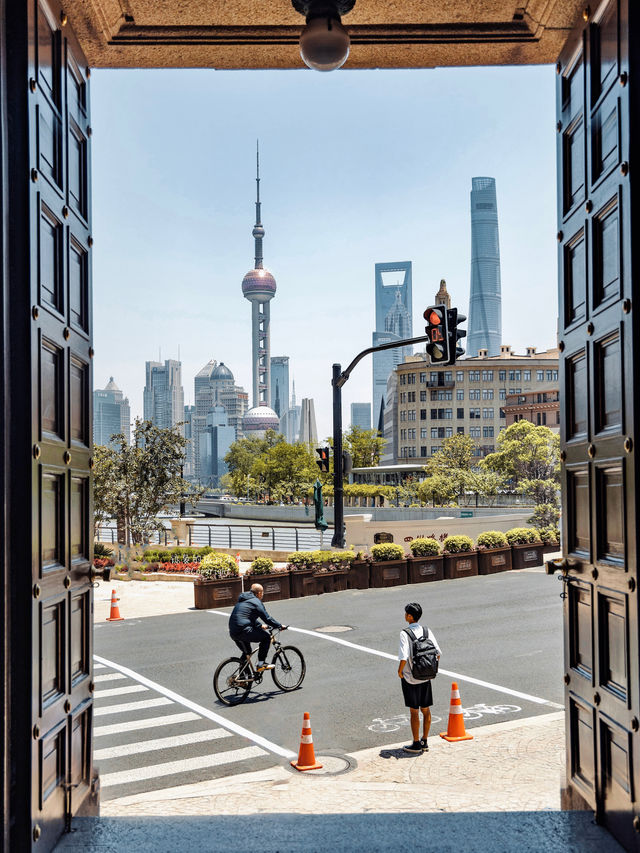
left=401, top=677, right=433, bottom=709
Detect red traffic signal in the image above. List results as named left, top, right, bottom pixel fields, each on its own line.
left=423, top=305, right=450, bottom=364
left=316, top=446, right=330, bottom=473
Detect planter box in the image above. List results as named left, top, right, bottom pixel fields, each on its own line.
left=244, top=571, right=290, bottom=602
left=541, top=542, right=561, bottom=556
left=477, top=547, right=512, bottom=575
left=407, top=556, right=444, bottom=584
left=193, top=576, right=242, bottom=609
left=443, top=551, right=479, bottom=580
left=348, top=561, right=370, bottom=590
left=289, top=568, right=317, bottom=598
left=313, top=570, right=349, bottom=595
left=369, top=559, right=408, bottom=588
left=511, top=543, right=544, bottom=569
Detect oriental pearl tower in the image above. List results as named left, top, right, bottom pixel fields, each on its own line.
left=242, top=144, right=280, bottom=437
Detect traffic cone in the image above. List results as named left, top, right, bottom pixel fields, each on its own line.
left=440, top=682, right=473, bottom=742
left=290, top=712, right=323, bottom=771
left=106, top=589, right=124, bottom=622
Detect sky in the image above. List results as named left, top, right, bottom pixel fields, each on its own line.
left=91, top=64, right=558, bottom=441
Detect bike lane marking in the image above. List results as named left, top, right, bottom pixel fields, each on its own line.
left=93, top=654, right=297, bottom=759
left=205, top=611, right=562, bottom=709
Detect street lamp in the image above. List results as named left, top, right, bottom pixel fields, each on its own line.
left=292, top=0, right=355, bottom=71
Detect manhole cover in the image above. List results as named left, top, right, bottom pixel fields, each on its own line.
left=314, top=625, right=353, bottom=633
left=286, top=751, right=356, bottom=776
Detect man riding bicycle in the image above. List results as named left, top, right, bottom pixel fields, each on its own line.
left=229, top=583, right=287, bottom=672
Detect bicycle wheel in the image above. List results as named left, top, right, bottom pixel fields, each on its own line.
left=271, top=646, right=306, bottom=691
left=213, top=656, right=251, bottom=705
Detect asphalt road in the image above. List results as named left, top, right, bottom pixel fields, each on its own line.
left=93, top=567, right=563, bottom=802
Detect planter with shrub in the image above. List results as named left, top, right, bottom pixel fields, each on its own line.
left=369, top=543, right=408, bottom=588
left=442, top=535, right=478, bottom=580
left=506, top=527, right=544, bottom=569
left=287, top=550, right=366, bottom=596
left=537, top=525, right=561, bottom=555
left=244, top=556, right=290, bottom=602
left=407, top=538, right=444, bottom=584
left=287, top=552, right=317, bottom=598
left=193, top=552, right=242, bottom=609
left=476, top=530, right=513, bottom=575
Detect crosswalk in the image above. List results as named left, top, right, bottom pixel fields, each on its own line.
left=92, top=661, right=279, bottom=801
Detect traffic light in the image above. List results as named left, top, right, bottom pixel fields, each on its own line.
left=342, top=451, right=353, bottom=475
left=423, top=305, right=450, bottom=365
left=316, top=446, right=330, bottom=473
left=445, top=308, right=467, bottom=365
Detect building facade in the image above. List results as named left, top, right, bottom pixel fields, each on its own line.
left=143, top=359, right=184, bottom=434
left=270, top=356, right=289, bottom=418
left=350, top=402, right=372, bottom=430
left=372, top=261, right=413, bottom=429
left=393, top=345, right=559, bottom=462
left=503, top=389, right=560, bottom=431
left=298, top=397, right=318, bottom=445
left=468, top=177, right=502, bottom=357
left=198, top=406, right=236, bottom=487
left=93, top=377, right=130, bottom=447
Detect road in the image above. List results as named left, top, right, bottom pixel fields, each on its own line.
left=93, top=567, right=563, bottom=802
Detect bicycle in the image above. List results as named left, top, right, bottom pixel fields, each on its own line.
left=213, top=627, right=306, bottom=706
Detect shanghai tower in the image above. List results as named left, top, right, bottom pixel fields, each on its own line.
left=468, top=177, right=502, bottom=357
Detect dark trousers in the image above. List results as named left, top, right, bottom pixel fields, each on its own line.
left=231, top=627, right=271, bottom=663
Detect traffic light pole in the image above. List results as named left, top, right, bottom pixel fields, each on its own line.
left=331, top=333, right=431, bottom=549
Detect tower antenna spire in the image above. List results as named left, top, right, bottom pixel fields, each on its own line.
left=253, top=140, right=264, bottom=269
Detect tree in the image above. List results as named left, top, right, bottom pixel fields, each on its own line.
left=342, top=425, right=386, bottom=469
left=224, top=430, right=281, bottom=496
left=92, top=419, right=200, bottom=545
left=425, top=434, right=475, bottom=499
left=416, top=474, right=458, bottom=506
left=481, top=421, right=559, bottom=484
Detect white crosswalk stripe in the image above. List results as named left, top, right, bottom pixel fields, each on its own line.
left=94, top=712, right=201, bottom=737
left=94, top=673, right=126, bottom=683
left=94, top=684, right=148, bottom=699
left=94, top=697, right=172, bottom=716
left=94, top=728, right=232, bottom=760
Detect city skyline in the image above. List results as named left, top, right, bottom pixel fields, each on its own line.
left=91, top=66, right=558, bottom=441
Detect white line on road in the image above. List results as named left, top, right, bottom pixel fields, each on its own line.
left=94, top=654, right=297, bottom=759
left=94, top=673, right=127, bottom=683
left=206, top=611, right=561, bottom=709
left=95, top=712, right=202, bottom=737
left=95, top=684, right=148, bottom=699
left=94, top=697, right=173, bottom=717
left=94, top=728, right=232, bottom=760
left=100, top=745, right=265, bottom=788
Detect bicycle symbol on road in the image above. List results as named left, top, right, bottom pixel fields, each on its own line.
left=367, top=703, right=521, bottom=733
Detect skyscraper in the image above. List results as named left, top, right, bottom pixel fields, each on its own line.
left=93, top=377, right=130, bottom=447
left=350, top=403, right=371, bottom=430
left=241, top=144, right=280, bottom=437
left=372, top=261, right=413, bottom=432
left=143, top=359, right=184, bottom=434
left=298, top=398, right=318, bottom=445
left=270, top=356, right=290, bottom=418
left=280, top=379, right=301, bottom=444
left=468, top=177, right=502, bottom=357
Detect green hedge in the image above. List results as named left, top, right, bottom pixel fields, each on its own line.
left=505, top=527, right=542, bottom=545
left=442, top=535, right=474, bottom=553
left=370, top=543, right=405, bottom=561
left=476, top=530, right=508, bottom=550
left=198, top=552, right=239, bottom=579
left=246, top=557, right=274, bottom=575
left=409, top=537, right=441, bottom=557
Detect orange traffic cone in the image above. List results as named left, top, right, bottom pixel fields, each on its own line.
left=106, top=589, right=124, bottom=622
left=290, top=712, right=323, bottom=771
left=440, top=682, right=473, bottom=742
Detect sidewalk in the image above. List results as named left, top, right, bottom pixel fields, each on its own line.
left=74, top=575, right=624, bottom=852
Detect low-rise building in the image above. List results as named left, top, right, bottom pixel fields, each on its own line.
left=503, top=389, right=560, bottom=431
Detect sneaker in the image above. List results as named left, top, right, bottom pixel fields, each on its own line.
left=420, top=739, right=429, bottom=752
left=403, top=741, right=424, bottom=753
left=256, top=662, right=275, bottom=672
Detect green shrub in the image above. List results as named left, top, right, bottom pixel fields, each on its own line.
left=308, top=549, right=355, bottom=567
left=196, top=546, right=214, bottom=557
left=94, top=542, right=114, bottom=558
left=409, top=537, right=441, bottom=557
left=287, top=551, right=316, bottom=570
left=142, top=550, right=159, bottom=562
left=476, top=530, right=508, bottom=550
left=198, top=552, right=239, bottom=579
left=505, top=527, right=542, bottom=545
left=247, top=557, right=274, bottom=575
left=538, top=525, right=560, bottom=544
left=157, top=550, right=171, bottom=562
left=442, top=535, right=474, bottom=553
left=370, top=543, right=405, bottom=561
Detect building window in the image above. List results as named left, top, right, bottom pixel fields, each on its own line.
left=408, top=428, right=416, bottom=439
left=407, top=373, right=416, bottom=384
left=437, top=390, right=452, bottom=401
left=499, top=370, right=506, bottom=381
left=419, top=372, right=427, bottom=383
left=470, top=427, right=481, bottom=438
left=470, top=408, right=481, bottom=418
left=457, top=407, right=464, bottom=419
left=456, top=389, right=464, bottom=400
left=509, top=370, right=521, bottom=381
left=408, top=410, right=416, bottom=421
left=469, top=370, right=480, bottom=381
left=445, top=427, right=453, bottom=438
left=537, top=370, right=544, bottom=381
left=419, top=390, right=427, bottom=402
left=524, top=370, right=531, bottom=381
left=420, top=409, right=427, bottom=420
left=444, top=408, right=453, bottom=419
left=499, top=389, right=506, bottom=400
left=400, top=410, right=406, bottom=421
left=537, top=412, right=547, bottom=425
left=430, top=446, right=442, bottom=455
left=500, top=408, right=506, bottom=419
left=481, top=370, right=494, bottom=381
left=430, top=372, right=438, bottom=383
left=482, top=407, right=494, bottom=419
left=420, top=446, right=427, bottom=457
left=431, top=427, right=439, bottom=438
left=400, top=392, right=406, bottom=403
left=430, top=390, right=438, bottom=401
left=482, top=389, right=494, bottom=400
left=456, top=371, right=464, bottom=382
left=483, top=426, right=494, bottom=438
left=430, top=409, right=438, bottom=419
left=444, top=371, right=453, bottom=381
left=552, top=370, right=558, bottom=381
left=407, top=391, right=415, bottom=402
left=420, top=428, right=427, bottom=439
left=400, top=374, right=406, bottom=385
left=457, top=426, right=465, bottom=434
left=469, top=389, right=480, bottom=400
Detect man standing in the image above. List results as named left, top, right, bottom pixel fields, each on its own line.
left=398, top=601, right=441, bottom=753
left=229, top=583, right=286, bottom=672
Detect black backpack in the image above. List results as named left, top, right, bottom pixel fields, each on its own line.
left=404, top=625, right=439, bottom=680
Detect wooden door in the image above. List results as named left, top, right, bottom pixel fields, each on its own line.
left=558, top=1, right=640, bottom=848
left=28, top=0, right=94, bottom=848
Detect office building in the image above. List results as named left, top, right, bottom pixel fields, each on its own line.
left=468, top=177, right=502, bottom=357
left=504, top=389, right=560, bottom=432
left=392, top=345, right=559, bottom=462
left=280, top=380, right=301, bottom=444
left=298, top=398, right=318, bottom=445
left=270, top=356, right=290, bottom=418
left=93, top=377, right=130, bottom=447
left=183, top=404, right=196, bottom=476
left=372, top=261, right=413, bottom=430
left=241, top=145, right=280, bottom=436
left=198, top=407, right=236, bottom=487
left=350, top=402, right=372, bottom=431
left=143, top=359, right=184, bottom=434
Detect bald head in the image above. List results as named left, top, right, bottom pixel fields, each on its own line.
left=251, top=583, right=264, bottom=598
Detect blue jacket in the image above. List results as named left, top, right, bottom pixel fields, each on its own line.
left=228, top=591, right=282, bottom=635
